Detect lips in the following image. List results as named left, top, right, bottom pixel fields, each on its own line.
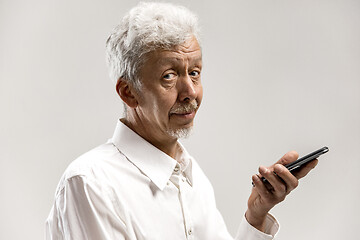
left=171, top=110, right=195, bottom=115
left=173, top=111, right=195, bottom=116
left=169, top=108, right=197, bottom=120
left=171, top=111, right=196, bottom=120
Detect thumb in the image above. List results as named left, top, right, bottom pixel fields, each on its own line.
left=276, top=151, right=299, bottom=166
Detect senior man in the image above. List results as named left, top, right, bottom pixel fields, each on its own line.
left=46, top=2, right=317, bottom=240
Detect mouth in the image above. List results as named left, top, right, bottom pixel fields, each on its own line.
left=169, top=100, right=199, bottom=123
left=171, top=111, right=196, bottom=119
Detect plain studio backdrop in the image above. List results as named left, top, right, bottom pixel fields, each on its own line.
left=1, top=0, right=359, bottom=239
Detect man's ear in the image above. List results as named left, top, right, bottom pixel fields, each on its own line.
left=116, top=78, right=139, bottom=108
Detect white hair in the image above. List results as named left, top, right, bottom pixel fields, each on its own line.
left=105, top=2, right=201, bottom=90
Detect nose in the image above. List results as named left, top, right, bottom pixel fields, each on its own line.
left=177, top=75, right=197, bottom=102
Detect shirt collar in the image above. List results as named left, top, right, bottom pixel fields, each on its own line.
left=176, top=142, right=193, bottom=186
left=111, top=119, right=193, bottom=190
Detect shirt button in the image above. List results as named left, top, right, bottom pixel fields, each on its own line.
left=188, top=228, right=193, bottom=235
left=174, top=165, right=180, bottom=173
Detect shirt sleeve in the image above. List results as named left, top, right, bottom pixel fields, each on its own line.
left=45, top=175, right=133, bottom=240
left=235, top=213, right=279, bottom=240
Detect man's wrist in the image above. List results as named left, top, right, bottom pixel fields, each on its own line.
left=245, top=209, right=268, bottom=232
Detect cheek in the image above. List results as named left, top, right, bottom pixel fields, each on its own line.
left=152, top=93, right=178, bottom=116
left=196, top=85, right=204, bottom=103
left=161, top=95, right=178, bottom=111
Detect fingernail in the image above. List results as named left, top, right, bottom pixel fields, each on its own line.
left=274, top=164, right=283, bottom=173
left=259, top=166, right=267, bottom=174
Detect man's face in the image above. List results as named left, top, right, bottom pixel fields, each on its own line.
left=134, top=37, right=203, bottom=140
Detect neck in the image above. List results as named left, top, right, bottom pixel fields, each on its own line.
left=120, top=118, right=180, bottom=159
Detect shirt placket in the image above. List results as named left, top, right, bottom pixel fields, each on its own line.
left=171, top=164, right=194, bottom=240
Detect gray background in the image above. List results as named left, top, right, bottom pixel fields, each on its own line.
left=1, top=0, right=359, bottom=239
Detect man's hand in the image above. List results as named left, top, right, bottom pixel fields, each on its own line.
left=245, top=151, right=318, bottom=232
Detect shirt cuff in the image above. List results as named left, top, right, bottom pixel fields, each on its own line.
left=235, top=213, right=280, bottom=240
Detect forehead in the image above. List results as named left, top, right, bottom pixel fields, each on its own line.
left=146, top=38, right=202, bottom=66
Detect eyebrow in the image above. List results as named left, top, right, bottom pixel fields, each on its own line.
left=157, top=56, right=202, bottom=66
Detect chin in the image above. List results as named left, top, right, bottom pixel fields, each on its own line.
left=167, top=126, right=193, bottom=139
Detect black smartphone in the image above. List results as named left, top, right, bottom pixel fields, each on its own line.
left=284, top=146, right=329, bottom=172
left=255, top=146, right=329, bottom=186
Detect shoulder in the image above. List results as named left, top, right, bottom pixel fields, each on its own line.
left=54, top=141, right=122, bottom=197
left=65, top=142, right=116, bottom=177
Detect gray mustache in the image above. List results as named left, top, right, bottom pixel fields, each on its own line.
left=170, top=101, right=198, bottom=114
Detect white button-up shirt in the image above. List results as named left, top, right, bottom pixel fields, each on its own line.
left=46, top=120, right=279, bottom=239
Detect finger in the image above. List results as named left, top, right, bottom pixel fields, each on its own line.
left=274, top=164, right=298, bottom=193
left=276, top=151, right=299, bottom=165
left=259, top=166, right=287, bottom=197
left=292, top=159, right=318, bottom=179
left=252, top=174, right=273, bottom=197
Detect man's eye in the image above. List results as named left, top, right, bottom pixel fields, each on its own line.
left=190, top=70, right=200, bottom=77
left=163, top=73, right=176, bottom=80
